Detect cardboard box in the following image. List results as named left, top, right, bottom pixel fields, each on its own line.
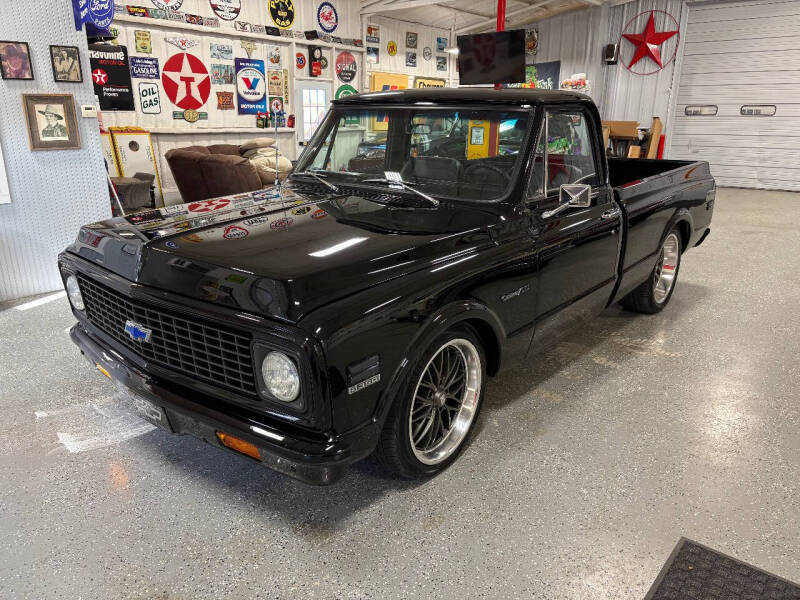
left=602, top=120, right=639, bottom=140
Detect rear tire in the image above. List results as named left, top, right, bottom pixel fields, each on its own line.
left=620, top=228, right=682, bottom=314
left=374, top=325, right=486, bottom=479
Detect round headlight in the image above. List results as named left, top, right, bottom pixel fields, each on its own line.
left=261, top=351, right=300, bottom=402
left=66, top=275, right=84, bottom=311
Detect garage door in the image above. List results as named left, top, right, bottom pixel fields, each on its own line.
left=670, top=0, right=800, bottom=191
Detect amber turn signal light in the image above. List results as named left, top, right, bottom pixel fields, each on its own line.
left=96, top=364, right=111, bottom=379
left=216, top=432, right=261, bottom=461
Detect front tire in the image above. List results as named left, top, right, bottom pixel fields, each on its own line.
left=620, top=228, right=682, bottom=314
left=374, top=325, right=486, bottom=479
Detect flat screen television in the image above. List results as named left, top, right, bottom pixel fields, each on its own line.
left=457, top=30, right=525, bottom=85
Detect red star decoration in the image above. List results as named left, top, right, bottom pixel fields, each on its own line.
left=622, top=11, right=679, bottom=69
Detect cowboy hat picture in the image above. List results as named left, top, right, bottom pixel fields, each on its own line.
left=22, top=94, right=80, bottom=151
left=0, top=41, right=33, bottom=79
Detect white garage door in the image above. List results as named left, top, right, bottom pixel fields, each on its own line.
left=671, top=0, right=800, bottom=190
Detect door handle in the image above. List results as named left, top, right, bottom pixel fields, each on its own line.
left=601, top=208, right=620, bottom=220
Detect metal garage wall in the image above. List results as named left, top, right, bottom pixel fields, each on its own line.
left=533, top=0, right=684, bottom=132
left=0, top=2, right=110, bottom=302
left=669, top=0, right=800, bottom=190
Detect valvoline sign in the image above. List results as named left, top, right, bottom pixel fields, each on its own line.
left=235, top=58, right=266, bottom=114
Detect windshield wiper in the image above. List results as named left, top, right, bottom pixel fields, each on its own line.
left=295, top=169, right=339, bottom=192
left=362, top=178, right=440, bottom=208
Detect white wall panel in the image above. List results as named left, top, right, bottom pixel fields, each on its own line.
left=0, top=1, right=110, bottom=301
left=670, top=0, right=800, bottom=190
left=363, top=16, right=454, bottom=89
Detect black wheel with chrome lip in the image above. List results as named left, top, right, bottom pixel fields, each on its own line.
left=374, top=324, right=485, bottom=478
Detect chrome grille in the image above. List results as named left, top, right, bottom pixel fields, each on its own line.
left=77, top=275, right=256, bottom=396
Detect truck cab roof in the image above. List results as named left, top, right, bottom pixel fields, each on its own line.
left=333, top=88, right=593, bottom=107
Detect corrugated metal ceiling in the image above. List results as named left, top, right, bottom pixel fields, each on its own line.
left=361, top=0, right=630, bottom=33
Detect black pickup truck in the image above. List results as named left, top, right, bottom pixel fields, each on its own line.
left=59, top=89, right=714, bottom=484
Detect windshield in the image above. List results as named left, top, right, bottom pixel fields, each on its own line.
left=293, top=106, right=532, bottom=202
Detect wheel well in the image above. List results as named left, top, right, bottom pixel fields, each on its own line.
left=676, top=220, right=691, bottom=253
left=462, top=318, right=501, bottom=377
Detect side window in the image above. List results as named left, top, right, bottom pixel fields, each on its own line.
left=544, top=110, right=600, bottom=192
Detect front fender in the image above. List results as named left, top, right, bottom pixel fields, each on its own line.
left=371, top=300, right=507, bottom=428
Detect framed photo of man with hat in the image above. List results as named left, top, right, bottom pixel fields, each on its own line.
left=0, top=41, right=33, bottom=80
left=22, top=94, right=81, bottom=151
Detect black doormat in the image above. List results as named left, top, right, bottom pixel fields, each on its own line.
left=645, top=538, right=800, bottom=600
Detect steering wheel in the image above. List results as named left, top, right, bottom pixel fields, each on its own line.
left=573, top=172, right=597, bottom=185
left=462, top=163, right=512, bottom=185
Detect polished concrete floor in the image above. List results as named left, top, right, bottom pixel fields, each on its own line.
left=1, top=187, right=798, bottom=599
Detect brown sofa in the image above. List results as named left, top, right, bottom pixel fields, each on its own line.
left=164, top=144, right=263, bottom=204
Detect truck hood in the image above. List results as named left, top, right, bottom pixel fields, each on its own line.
left=67, top=185, right=497, bottom=322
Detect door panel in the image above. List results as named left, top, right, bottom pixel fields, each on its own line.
left=527, top=107, right=622, bottom=353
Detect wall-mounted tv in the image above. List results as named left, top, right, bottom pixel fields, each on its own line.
left=457, top=30, right=525, bottom=85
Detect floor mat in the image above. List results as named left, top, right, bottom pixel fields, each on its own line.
left=645, top=538, right=800, bottom=600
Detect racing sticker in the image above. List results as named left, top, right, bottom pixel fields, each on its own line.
left=223, top=224, right=248, bottom=239
left=335, top=51, right=356, bottom=83
left=162, top=53, right=210, bottom=110
left=209, top=0, right=240, bottom=20
left=235, top=58, right=267, bottom=115
left=422, top=47, right=432, bottom=61
left=317, top=1, right=338, bottom=33
left=269, top=0, right=295, bottom=29
left=235, top=21, right=251, bottom=32
left=138, top=82, right=161, bottom=113
left=187, top=198, right=231, bottom=213
left=270, top=217, right=293, bottom=230
left=295, top=52, right=306, bottom=69
left=387, top=41, right=397, bottom=56
left=129, top=56, right=159, bottom=79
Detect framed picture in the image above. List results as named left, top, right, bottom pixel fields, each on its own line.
left=0, top=41, right=33, bottom=80
left=22, top=94, right=81, bottom=151
left=49, top=45, right=83, bottom=83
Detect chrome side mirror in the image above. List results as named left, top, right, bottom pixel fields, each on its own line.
left=542, top=184, right=592, bottom=218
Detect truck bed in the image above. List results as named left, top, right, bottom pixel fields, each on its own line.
left=607, top=157, right=699, bottom=189
left=606, top=157, right=715, bottom=305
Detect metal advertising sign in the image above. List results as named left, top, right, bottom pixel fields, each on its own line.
left=235, top=58, right=267, bottom=115
left=135, top=30, right=152, bottom=53
left=335, top=51, right=357, bottom=83
left=209, top=0, right=240, bottom=21
left=161, top=53, right=211, bottom=110
left=89, top=43, right=135, bottom=111
left=138, top=81, right=161, bottom=113
left=269, top=0, right=295, bottom=29
left=317, top=2, right=338, bottom=33
left=129, top=56, right=160, bottom=79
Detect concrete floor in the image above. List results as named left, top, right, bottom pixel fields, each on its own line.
left=1, top=187, right=798, bottom=599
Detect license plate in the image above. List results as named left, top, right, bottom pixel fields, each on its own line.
left=117, top=384, right=173, bottom=432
